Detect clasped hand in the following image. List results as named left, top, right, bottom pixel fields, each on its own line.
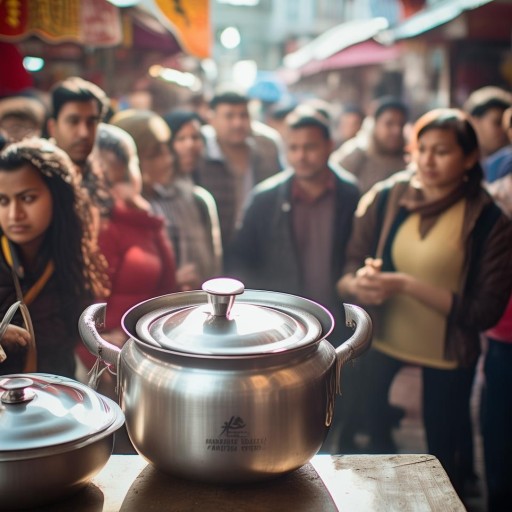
left=351, top=258, right=406, bottom=305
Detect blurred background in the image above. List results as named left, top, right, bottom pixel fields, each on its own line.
left=0, top=0, right=511, bottom=124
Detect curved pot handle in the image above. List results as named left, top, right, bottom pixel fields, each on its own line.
left=78, top=303, right=121, bottom=370
left=334, top=303, right=372, bottom=393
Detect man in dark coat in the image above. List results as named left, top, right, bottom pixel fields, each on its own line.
left=227, top=104, right=360, bottom=345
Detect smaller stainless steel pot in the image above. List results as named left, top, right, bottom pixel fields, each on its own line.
left=0, top=373, right=125, bottom=510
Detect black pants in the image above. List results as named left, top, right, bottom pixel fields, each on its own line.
left=481, top=338, right=512, bottom=512
left=363, top=349, right=475, bottom=494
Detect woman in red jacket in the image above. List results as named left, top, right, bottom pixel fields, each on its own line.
left=76, top=123, right=177, bottom=371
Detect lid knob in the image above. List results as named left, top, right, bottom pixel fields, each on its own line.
left=0, top=377, right=35, bottom=404
left=202, top=278, right=245, bottom=318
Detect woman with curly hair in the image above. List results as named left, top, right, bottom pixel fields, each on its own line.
left=0, top=138, right=109, bottom=377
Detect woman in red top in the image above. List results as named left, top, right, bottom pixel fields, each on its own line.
left=76, top=123, right=177, bottom=371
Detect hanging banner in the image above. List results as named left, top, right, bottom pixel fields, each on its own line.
left=0, top=0, right=122, bottom=47
left=151, top=0, right=211, bottom=59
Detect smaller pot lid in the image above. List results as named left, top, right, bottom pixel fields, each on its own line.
left=0, top=373, right=119, bottom=452
left=136, top=278, right=322, bottom=356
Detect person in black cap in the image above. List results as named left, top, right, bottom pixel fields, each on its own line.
left=163, top=110, right=204, bottom=180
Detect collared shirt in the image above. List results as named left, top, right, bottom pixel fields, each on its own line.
left=291, top=174, right=336, bottom=305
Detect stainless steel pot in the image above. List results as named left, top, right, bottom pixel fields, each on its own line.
left=79, top=278, right=371, bottom=483
left=0, top=373, right=125, bottom=510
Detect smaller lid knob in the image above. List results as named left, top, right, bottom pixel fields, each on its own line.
left=202, top=278, right=244, bottom=318
left=0, top=377, right=35, bottom=404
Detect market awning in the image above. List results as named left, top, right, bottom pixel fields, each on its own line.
left=376, top=0, right=495, bottom=43
left=0, top=0, right=211, bottom=58
left=299, top=40, right=401, bottom=76
left=283, top=17, right=390, bottom=70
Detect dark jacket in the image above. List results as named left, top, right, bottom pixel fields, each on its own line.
left=343, top=170, right=512, bottom=366
left=227, top=167, right=360, bottom=345
left=0, top=254, right=85, bottom=378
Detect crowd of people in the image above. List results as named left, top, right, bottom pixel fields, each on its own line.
left=0, top=76, right=511, bottom=511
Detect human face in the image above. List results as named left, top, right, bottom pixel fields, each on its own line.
left=210, top=103, right=251, bottom=146
left=471, top=107, right=508, bottom=156
left=413, top=128, right=477, bottom=199
left=47, top=100, right=101, bottom=168
left=172, top=120, right=204, bottom=174
left=139, top=142, right=174, bottom=187
left=0, top=164, right=53, bottom=258
left=286, top=126, right=333, bottom=183
left=373, top=109, right=406, bottom=154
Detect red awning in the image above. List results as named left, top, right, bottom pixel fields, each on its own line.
left=300, top=40, right=401, bottom=76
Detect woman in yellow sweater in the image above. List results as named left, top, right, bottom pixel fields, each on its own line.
left=336, top=108, right=512, bottom=495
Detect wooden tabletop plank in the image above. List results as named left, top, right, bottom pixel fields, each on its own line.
left=31, top=454, right=465, bottom=511
left=311, top=454, right=465, bottom=511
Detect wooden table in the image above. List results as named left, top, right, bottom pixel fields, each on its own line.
left=34, top=454, right=465, bottom=511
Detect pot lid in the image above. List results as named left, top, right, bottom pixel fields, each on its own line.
left=0, top=373, right=120, bottom=451
left=136, top=278, right=323, bottom=356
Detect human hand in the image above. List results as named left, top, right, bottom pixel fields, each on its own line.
left=0, top=324, right=31, bottom=352
left=348, top=258, right=405, bottom=305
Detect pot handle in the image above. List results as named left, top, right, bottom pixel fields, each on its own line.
left=334, top=304, right=372, bottom=393
left=78, top=303, right=121, bottom=370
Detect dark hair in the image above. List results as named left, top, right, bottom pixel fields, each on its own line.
left=163, top=110, right=203, bottom=143
left=463, top=86, right=512, bottom=118
left=285, top=105, right=331, bottom=140
left=50, top=76, right=108, bottom=120
left=209, top=87, right=248, bottom=110
left=0, top=139, right=109, bottom=318
left=373, top=96, right=408, bottom=120
left=412, top=108, right=483, bottom=193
